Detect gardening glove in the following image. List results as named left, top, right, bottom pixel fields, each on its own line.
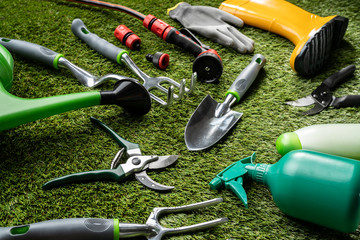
left=168, top=2, right=254, bottom=53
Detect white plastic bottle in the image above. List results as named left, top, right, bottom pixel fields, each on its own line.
left=276, top=124, right=360, bottom=159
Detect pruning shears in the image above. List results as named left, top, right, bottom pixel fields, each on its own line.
left=286, top=65, right=359, bottom=115
left=43, top=117, right=178, bottom=191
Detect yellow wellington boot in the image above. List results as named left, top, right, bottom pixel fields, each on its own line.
left=220, top=0, right=348, bottom=76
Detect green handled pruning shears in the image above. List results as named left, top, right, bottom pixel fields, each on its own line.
left=43, top=117, right=178, bottom=191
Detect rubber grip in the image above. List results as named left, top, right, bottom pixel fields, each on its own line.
left=323, top=65, right=356, bottom=89
left=71, top=19, right=127, bottom=64
left=165, top=28, right=204, bottom=57
left=0, top=38, right=62, bottom=69
left=226, top=54, right=266, bottom=102
left=332, top=95, right=360, bottom=109
left=0, top=218, right=116, bottom=240
left=42, top=167, right=125, bottom=189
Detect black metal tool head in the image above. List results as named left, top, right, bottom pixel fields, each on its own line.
left=100, top=79, right=152, bottom=116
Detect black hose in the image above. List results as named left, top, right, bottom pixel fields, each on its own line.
left=68, top=0, right=146, bottom=21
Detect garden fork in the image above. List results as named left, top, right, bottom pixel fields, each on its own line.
left=72, top=18, right=196, bottom=107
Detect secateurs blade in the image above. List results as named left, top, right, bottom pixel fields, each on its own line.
left=286, top=65, right=359, bottom=115
left=72, top=19, right=196, bottom=108
left=43, top=117, right=178, bottom=191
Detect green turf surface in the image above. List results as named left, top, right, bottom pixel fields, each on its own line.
left=0, top=0, right=359, bottom=239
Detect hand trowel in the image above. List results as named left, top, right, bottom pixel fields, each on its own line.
left=185, top=54, right=266, bottom=151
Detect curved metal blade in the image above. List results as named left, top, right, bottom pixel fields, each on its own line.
left=135, top=171, right=174, bottom=191
left=185, top=95, right=242, bottom=151
left=147, top=155, right=178, bottom=170
left=301, top=102, right=326, bottom=115
left=285, top=95, right=315, bottom=107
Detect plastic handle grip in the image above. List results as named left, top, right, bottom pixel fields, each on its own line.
left=71, top=19, right=127, bottom=64
left=42, top=167, right=125, bottom=189
left=323, top=65, right=356, bottom=89
left=0, top=38, right=63, bottom=69
left=0, top=218, right=117, bottom=240
left=332, top=95, right=360, bottom=109
left=165, top=28, right=204, bottom=57
left=90, top=117, right=140, bottom=151
left=226, top=54, right=266, bottom=102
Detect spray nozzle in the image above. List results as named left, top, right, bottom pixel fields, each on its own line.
left=209, top=153, right=256, bottom=208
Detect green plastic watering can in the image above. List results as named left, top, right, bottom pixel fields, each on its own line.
left=0, top=45, right=151, bottom=132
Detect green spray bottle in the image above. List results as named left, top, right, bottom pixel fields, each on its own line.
left=210, top=150, right=360, bottom=232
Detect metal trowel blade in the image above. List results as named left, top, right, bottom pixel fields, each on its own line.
left=185, top=95, right=243, bottom=151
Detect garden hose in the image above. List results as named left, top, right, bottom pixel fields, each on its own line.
left=68, top=0, right=223, bottom=83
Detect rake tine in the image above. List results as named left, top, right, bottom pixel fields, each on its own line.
left=186, top=71, right=197, bottom=94
left=145, top=198, right=227, bottom=240
left=148, top=86, right=174, bottom=108
left=172, top=79, right=186, bottom=101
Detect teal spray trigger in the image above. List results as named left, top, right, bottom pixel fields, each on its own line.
left=209, top=153, right=257, bottom=208
left=210, top=150, right=360, bottom=232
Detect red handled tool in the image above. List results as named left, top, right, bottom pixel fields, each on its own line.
left=68, top=0, right=223, bottom=83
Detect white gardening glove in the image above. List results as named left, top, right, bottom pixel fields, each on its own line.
left=168, top=2, right=254, bottom=53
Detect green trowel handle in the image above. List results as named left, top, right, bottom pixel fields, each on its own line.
left=71, top=18, right=128, bottom=65
left=226, top=54, right=266, bottom=103
left=0, top=38, right=63, bottom=69
left=90, top=117, right=140, bottom=152
left=42, top=166, right=125, bottom=189
left=0, top=218, right=118, bottom=240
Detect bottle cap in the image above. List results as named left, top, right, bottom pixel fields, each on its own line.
left=276, top=132, right=302, bottom=156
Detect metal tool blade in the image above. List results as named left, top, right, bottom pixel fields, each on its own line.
left=135, top=171, right=174, bottom=191
left=147, top=155, right=178, bottom=169
left=185, top=95, right=242, bottom=151
left=285, top=95, right=315, bottom=107
left=301, top=102, right=326, bottom=115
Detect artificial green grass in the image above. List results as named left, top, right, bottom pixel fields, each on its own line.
left=0, top=0, right=359, bottom=239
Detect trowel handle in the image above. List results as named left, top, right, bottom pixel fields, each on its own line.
left=0, top=38, right=63, bottom=69
left=71, top=19, right=128, bottom=65
left=226, top=54, right=266, bottom=103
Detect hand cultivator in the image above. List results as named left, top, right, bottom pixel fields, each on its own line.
left=72, top=18, right=195, bottom=107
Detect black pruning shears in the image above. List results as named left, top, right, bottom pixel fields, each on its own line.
left=43, top=117, right=178, bottom=191
left=286, top=65, right=359, bottom=115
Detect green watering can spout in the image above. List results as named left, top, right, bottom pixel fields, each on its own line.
left=0, top=45, right=151, bottom=132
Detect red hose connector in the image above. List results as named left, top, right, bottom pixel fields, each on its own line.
left=146, top=52, right=170, bottom=70
left=114, top=25, right=141, bottom=50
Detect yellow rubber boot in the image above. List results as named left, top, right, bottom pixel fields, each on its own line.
left=220, top=0, right=348, bottom=76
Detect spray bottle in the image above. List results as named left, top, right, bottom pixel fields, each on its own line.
left=276, top=124, right=360, bottom=160
left=210, top=150, right=360, bottom=232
